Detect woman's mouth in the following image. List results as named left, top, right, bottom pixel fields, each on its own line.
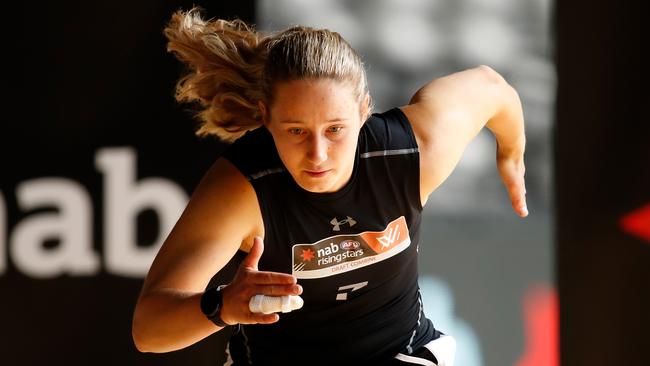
left=305, top=170, right=331, bottom=178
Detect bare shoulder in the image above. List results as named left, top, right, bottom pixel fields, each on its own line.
left=140, top=157, right=263, bottom=294
left=399, top=66, right=508, bottom=205
left=401, top=65, right=505, bottom=141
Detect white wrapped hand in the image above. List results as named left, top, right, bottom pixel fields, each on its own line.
left=249, top=294, right=304, bottom=314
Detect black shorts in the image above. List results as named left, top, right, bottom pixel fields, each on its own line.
left=225, top=324, right=456, bottom=366
left=388, top=330, right=457, bottom=366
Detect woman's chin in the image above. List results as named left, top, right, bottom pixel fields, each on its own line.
left=296, top=175, right=337, bottom=193
left=298, top=181, right=331, bottom=193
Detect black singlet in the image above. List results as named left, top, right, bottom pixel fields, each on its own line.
left=222, top=108, right=439, bottom=366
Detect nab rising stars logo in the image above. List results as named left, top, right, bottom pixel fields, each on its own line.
left=330, top=216, right=357, bottom=231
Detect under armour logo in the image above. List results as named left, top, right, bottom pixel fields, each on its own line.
left=330, top=216, right=357, bottom=231
left=336, top=281, right=368, bottom=300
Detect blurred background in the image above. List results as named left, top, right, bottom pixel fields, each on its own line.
left=2, top=0, right=647, bottom=365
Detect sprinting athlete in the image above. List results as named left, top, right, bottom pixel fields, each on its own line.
left=132, top=7, right=528, bottom=366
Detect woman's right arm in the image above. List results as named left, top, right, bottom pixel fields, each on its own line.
left=131, top=158, right=300, bottom=353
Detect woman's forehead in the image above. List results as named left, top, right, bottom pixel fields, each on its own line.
left=273, top=78, right=356, bottom=97
left=270, top=79, right=359, bottom=116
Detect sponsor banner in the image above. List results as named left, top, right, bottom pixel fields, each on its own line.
left=292, top=216, right=410, bottom=279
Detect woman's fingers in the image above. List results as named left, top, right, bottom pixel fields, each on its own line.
left=253, top=284, right=303, bottom=296
left=247, top=271, right=297, bottom=285
left=497, top=155, right=528, bottom=217
left=245, top=312, right=280, bottom=324
left=241, top=236, right=264, bottom=270
left=510, top=184, right=528, bottom=217
left=221, top=246, right=302, bottom=324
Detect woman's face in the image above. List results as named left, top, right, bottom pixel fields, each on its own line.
left=263, top=78, right=367, bottom=193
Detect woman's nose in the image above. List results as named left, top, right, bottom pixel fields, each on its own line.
left=306, top=134, right=328, bottom=165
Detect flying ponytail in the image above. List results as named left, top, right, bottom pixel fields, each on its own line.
left=164, top=7, right=269, bottom=142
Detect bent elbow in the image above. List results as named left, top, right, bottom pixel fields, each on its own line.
left=132, top=320, right=151, bottom=353
left=476, top=65, right=520, bottom=104
left=476, top=64, right=507, bottom=85
left=132, top=304, right=158, bottom=353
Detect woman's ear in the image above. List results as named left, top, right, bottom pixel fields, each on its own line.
left=258, top=101, right=269, bottom=127
left=360, top=93, right=371, bottom=123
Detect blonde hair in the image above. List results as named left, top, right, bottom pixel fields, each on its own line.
left=163, top=7, right=370, bottom=142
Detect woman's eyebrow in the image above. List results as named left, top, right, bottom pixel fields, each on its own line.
left=279, top=117, right=348, bottom=124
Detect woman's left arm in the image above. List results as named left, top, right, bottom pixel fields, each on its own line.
left=400, top=65, right=528, bottom=217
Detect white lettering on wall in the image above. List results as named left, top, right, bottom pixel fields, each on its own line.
left=1, top=147, right=189, bottom=279
left=10, top=178, right=99, bottom=278
left=96, top=147, right=187, bottom=278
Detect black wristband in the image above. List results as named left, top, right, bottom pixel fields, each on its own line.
left=200, top=285, right=229, bottom=327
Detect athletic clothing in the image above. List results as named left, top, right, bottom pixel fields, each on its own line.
left=222, top=108, right=443, bottom=365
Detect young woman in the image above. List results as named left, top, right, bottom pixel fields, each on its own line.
left=132, top=7, right=527, bottom=366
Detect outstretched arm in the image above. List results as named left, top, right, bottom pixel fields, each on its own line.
left=132, top=158, right=300, bottom=353
left=400, top=65, right=527, bottom=217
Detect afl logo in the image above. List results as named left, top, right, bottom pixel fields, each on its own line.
left=340, top=240, right=361, bottom=250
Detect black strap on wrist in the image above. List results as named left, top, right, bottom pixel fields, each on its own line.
left=201, top=285, right=229, bottom=327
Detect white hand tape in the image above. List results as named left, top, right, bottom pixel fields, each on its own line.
left=281, top=294, right=291, bottom=313
left=249, top=294, right=304, bottom=314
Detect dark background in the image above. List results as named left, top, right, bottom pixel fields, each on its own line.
left=555, top=0, right=650, bottom=364
left=2, top=0, right=648, bottom=365
left=4, top=2, right=254, bottom=365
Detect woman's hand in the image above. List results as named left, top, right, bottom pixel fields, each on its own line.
left=219, top=237, right=303, bottom=325
left=496, top=143, right=528, bottom=218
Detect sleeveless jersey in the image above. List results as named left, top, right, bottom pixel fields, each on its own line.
left=222, top=108, right=437, bottom=365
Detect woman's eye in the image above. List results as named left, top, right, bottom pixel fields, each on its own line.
left=327, top=126, right=343, bottom=133
left=288, top=128, right=303, bottom=135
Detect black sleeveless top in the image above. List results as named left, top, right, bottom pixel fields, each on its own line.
left=222, top=108, right=436, bottom=365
